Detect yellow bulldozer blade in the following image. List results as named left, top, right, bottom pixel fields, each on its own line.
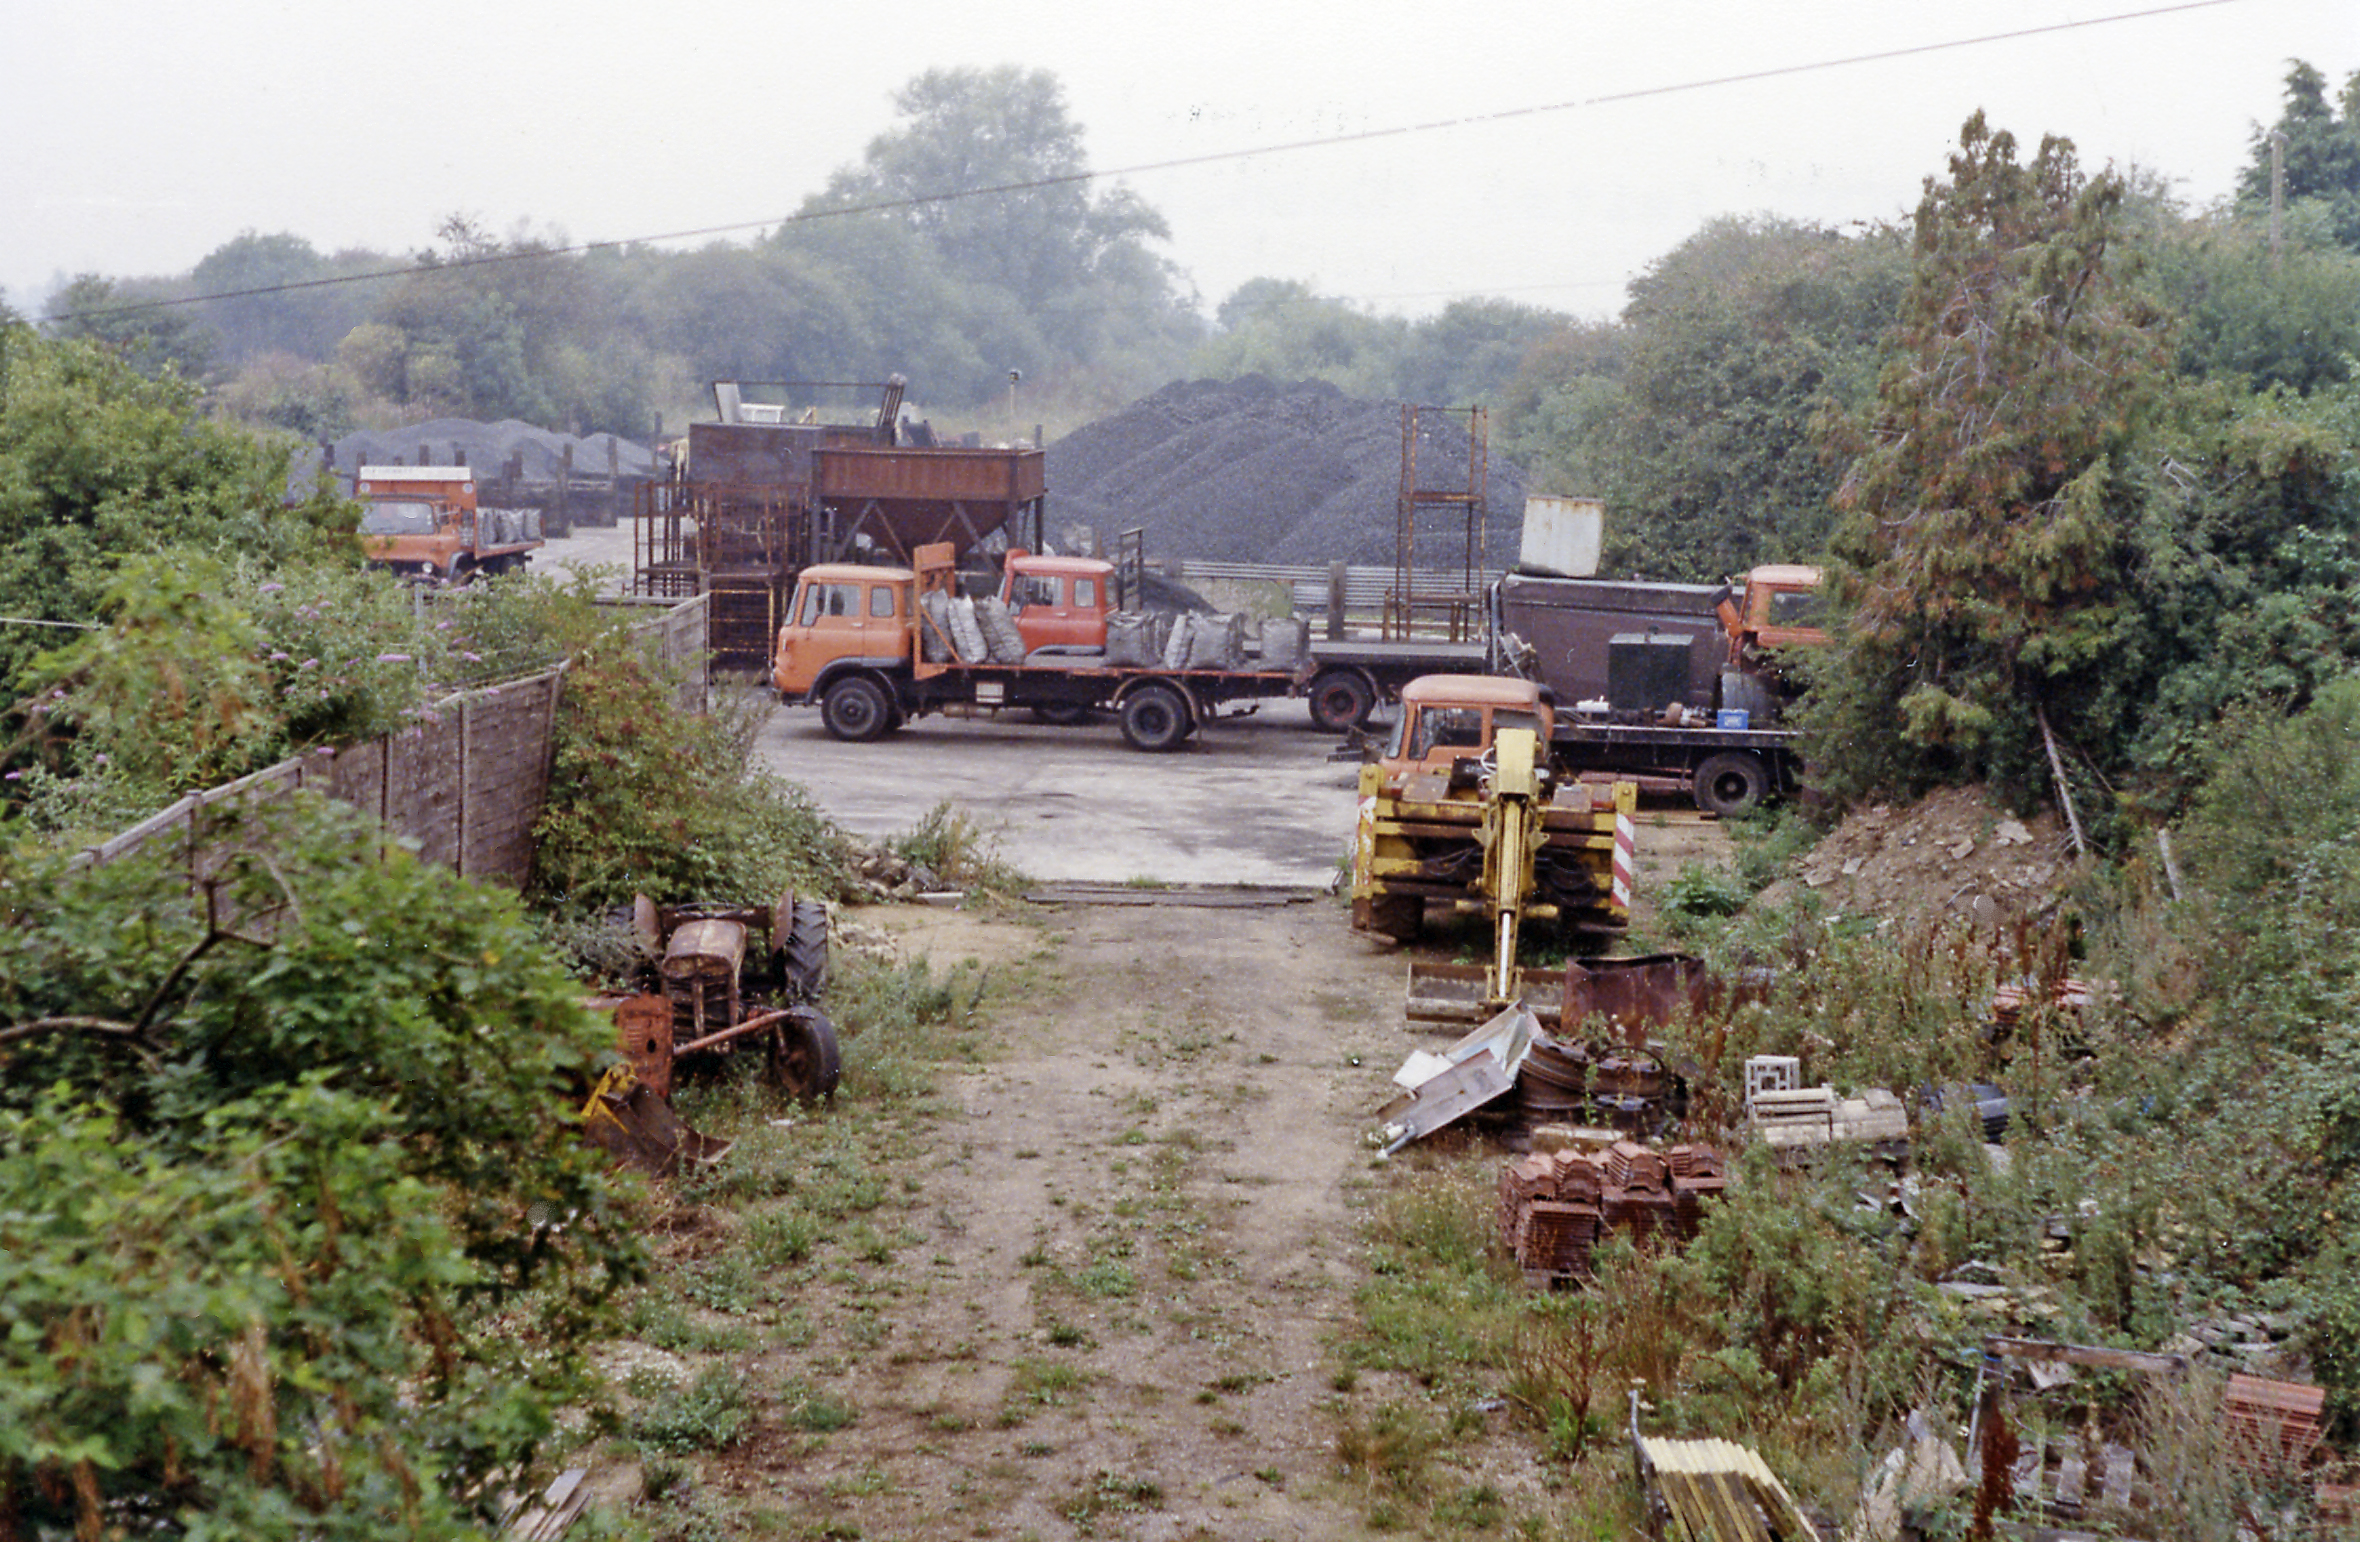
left=579, top=1063, right=733, bottom=1178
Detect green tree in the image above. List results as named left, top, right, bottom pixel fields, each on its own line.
left=41, top=273, right=216, bottom=382
left=0, top=327, right=350, bottom=693
left=1811, top=114, right=2170, bottom=801
left=189, top=230, right=376, bottom=368
left=806, top=67, right=1193, bottom=398
left=1389, top=297, right=1567, bottom=408
left=1189, top=278, right=1406, bottom=395
left=1588, top=218, right=1902, bottom=579
left=2236, top=60, right=2360, bottom=250
left=0, top=807, right=642, bottom=1536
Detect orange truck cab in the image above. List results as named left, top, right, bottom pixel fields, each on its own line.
left=1377, top=675, right=1557, bottom=793
left=354, top=465, right=540, bottom=582
left=1719, top=564, right=1828, bottom=661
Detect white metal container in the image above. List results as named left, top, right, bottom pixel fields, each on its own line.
left=1519, top=496, right=1604, bottom=577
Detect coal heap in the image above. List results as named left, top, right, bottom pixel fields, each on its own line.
left=1045, top=376, right=1529, bottom=567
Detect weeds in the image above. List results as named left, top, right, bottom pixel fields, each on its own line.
left=778, top=1378, right=858, bottom=1432
left=890, top=800, right=1026, bottom=893
left=630, top=1366, right=753, bottom=1454
left=1062, top=1469, right=1165, bottom=1531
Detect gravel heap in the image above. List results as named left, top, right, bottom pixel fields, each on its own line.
left=1045, top=376, right=1530, bottom=567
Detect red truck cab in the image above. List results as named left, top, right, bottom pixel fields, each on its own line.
left=999, top=551, right=1115, bottom=653
left=1721, top=564, right=1828, bottom=659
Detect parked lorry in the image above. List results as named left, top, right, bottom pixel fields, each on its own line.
left=1350, top=674, right=1636, bottom=974
left=355, top=465, right=542, bottom=582
left=772, top=542, right=1311, bottom=751
left=1491, top=563, right=1825, bottom=816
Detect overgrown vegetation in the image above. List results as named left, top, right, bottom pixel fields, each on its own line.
left=0, top=802, right=643, bottom=1535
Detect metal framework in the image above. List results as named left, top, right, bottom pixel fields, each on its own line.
left=1389, top=404, right=1489, bottom=642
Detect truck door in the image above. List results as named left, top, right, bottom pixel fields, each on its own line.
left=778, top=578, right=881, bottom=693
left=1010, top=570, right=1104, bottom=652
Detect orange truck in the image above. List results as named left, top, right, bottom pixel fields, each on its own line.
left=772, top=542, right=1309, bottom=751
left=354, top=466, right=542, bottom=583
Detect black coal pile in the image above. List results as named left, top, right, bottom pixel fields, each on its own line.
left=1045, top=376, right=1529, bottom=567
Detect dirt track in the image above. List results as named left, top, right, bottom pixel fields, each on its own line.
left=686, top=896, right=1451, bottom=1539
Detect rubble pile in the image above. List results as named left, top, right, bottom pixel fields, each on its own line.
left=1045, top=375, right=1532, bottom=566
left=1497, top=1140, right=1726, bottom=1280
left=1759, top=786, right=2078, bottom=934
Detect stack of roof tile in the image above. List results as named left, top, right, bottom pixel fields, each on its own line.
left=1499, top=1142, right=1725, bottom=1279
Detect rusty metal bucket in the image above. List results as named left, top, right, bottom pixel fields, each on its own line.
left=579, top=1064, right=733, bottom=1178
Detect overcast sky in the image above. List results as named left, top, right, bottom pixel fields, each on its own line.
left=4, top=0, right=2354, bottom=325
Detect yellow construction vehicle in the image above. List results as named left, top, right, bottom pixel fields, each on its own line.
left=1350, top=675, right=1635, bottom=1028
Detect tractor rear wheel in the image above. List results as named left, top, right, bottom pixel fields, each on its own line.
left=1355, top=892, right=1424, bottom=942
left=779, top=897, right=829, bottom=1002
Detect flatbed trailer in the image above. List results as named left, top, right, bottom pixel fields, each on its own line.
left=1304, top=637, right=1489, bottom=731
left=888, top=658, right=1306, bottom=751
left=1549, top=720, right=1802, bottom=817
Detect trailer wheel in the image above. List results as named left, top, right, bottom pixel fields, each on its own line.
left=1693, top=751, right=1768, bottom=818
left=1308, top=669, right=1376, bottom=732
left=820, top=675, right=895, bottom=743
left=1030, top=702, right=1093, bottom=726
left=770, top=1006, right=842, bottom=1101
left=1118, top=683, right=1193, bottom=752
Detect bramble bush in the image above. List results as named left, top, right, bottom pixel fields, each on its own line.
left=0, top=800, right=646, bottom=1536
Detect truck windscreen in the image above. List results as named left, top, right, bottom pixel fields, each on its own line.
left=359, top=500, right=440, bottom=535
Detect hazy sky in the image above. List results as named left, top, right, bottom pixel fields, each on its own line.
left=4, top=0, right=2354, bottom=324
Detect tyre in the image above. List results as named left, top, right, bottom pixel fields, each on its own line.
left=1118, top=682, right=1193, bottom=752
left=769, top=1006, right=842, bottom=1101
left=779, top=898, right=829, bottom=1002
left=1308, top=669, right=1376, bottom=733
left=820, top=675, right=895, bottom=743
left=1355, top=892, right=1424, bottom=941
left=1030, top=702, right=1093, bottom=726
left=1693, top=750, right=1768, bottom=818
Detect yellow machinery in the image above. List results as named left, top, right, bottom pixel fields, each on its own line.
left=1350, top=677, right=1636, bottom=1028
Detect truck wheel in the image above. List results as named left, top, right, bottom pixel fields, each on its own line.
left=1030, top=702, right=1093, bottom=726
left=1118, top=683, right=1193, bottom=752
left=1308, top=669, right=1376, bottom=732
left=820, top=676, right=895, bottom=743
left=1693, top=751, right=1768, bottom=818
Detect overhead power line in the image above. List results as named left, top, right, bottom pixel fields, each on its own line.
left=51, top=0, right=2244, bottom=324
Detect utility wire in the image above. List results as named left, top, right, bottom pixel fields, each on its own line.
left=51, top=0, right=2244, bottom=324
